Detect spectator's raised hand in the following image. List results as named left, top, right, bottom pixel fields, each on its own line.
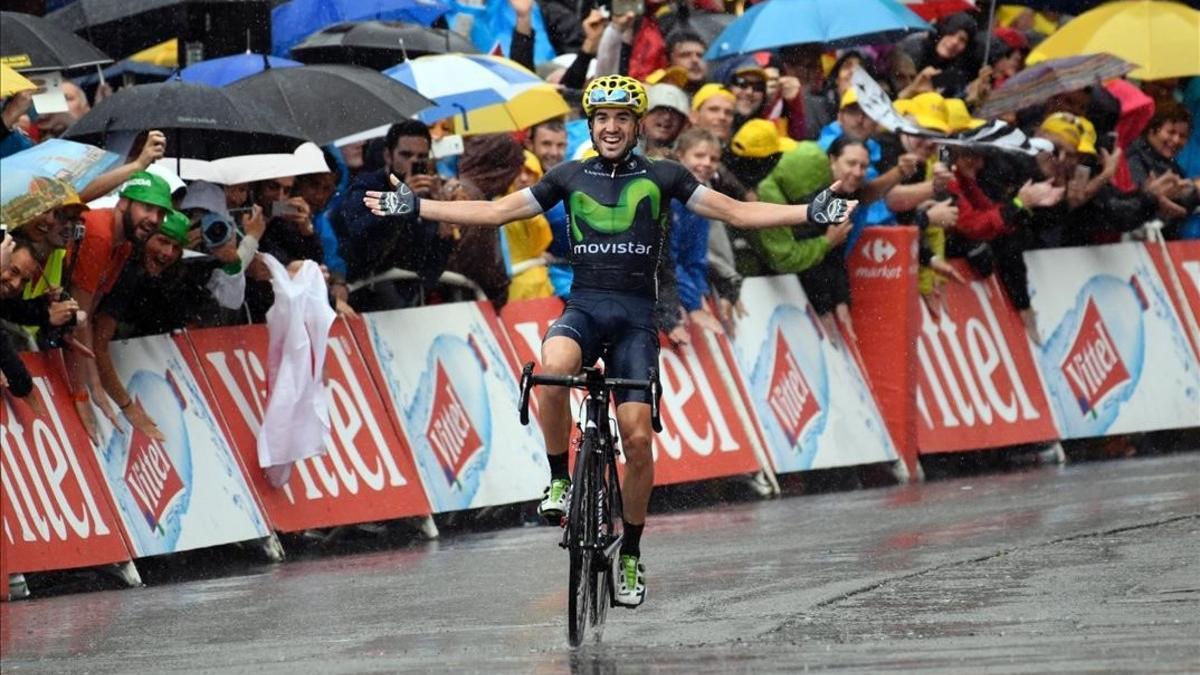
left=510, top=0, right=533, bottom=35
left=0, top=232, right=13, bottom=269
left=124, top=400, right=165, bottom=442
left=1017, top=179, right=1065, bottom=208
left=929, top=255, right=966, bottom=284
left=688, top=308, right=724, bottom=334
left=136, top=130, right=167, bottom=169
left=581, top=9, right=607, bottom=54
left=47, top=294, right=81, bottom=326
left=931, top=161, right=953, bottom=194
left=823, top=218, right=854, bottom=247
left=779, top=75, right=802, bottom=102
left=2, top=90, right=33, bottom=131
left=897, top=153, right=922, bottom=180
left=243, top=204, right=267, bottom=240
left=925, top=198, right=958, bottom=228
left=281, top=196, right=314, bottom=235
left=1099, top=147, right=1122, bottom=180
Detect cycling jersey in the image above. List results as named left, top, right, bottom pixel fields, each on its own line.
left=522, top=155, right=708, bottom=298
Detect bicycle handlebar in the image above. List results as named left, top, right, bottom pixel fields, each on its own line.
left=518, top=362, right=663, bottom=433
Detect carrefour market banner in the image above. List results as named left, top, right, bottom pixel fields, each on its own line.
left=1026, top=242, right=1200, bottom=438
left=498, top=298, right=763, bottom=485
left=91, top=335, right=271, bottom=557
left=2, top=354, right=132, bottom=575
left=731, top=276, right=898, bottom=473
left=358, top=302, right=549, bottom=512
left=181, top=321, right=431, bottom=533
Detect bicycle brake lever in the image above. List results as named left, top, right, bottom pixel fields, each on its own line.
left=518, top=362, right=534, bottom=426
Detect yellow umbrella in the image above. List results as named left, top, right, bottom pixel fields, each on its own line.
left=451, top=84, right=570, bottom=136
left=0, top=63, right=36, bottom=97
left=128, top=38, right=179, bottom=67
left=1027, top=0, right=1200, bottom=80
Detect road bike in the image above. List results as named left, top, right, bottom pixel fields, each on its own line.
left=518, top=362, right=662, bottom=646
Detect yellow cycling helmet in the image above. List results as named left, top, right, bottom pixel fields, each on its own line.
left=581, top=75, right=648, bottom=118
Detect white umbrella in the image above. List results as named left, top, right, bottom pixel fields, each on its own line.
left=155, top=142, right=329, bottom=186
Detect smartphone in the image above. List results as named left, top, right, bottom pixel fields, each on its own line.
left=271, top=200, right=300, bottom=218
left=938, top=145, right=951, bottom=166
left=1073, top=165, right=1091, bottom=184
left=610, top=0, right=643, bottom=17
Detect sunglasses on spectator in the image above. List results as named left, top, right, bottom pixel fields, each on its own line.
left=731, top=77, right=766, bottom=92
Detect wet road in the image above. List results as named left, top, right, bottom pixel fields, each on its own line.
left=3, top=454, right=1198, bottom=673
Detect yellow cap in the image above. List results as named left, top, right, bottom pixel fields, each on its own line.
left=645, top=66, right=690, bottom=89
left=894, top=92, right=951, bottom=133
left=839, top=87, right=859, bottom=110
left=1039, top=112, right=1083, bottom=149
left=0, top=176, right=87, bottom=228
left=1075, top=116, right=1097, bottom=154
left=692, top=83, right=736, bottom=111
left=729, top=119, right=798, bottom=158
left=943, top=98, right=986, bottom=133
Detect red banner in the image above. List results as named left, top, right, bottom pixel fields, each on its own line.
left=847, top=227, right=921, bottom=473
left=1146, top=240, right=1200, bottom=360
left=180, top=320, right=431, bottom=532
left=1, top=354, right=132, bottom=574
left=914, top=263, right=1058, bottom=453
left=498, top=298, right=761, bottom=485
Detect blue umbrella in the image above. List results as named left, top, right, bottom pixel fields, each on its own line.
left=272, top=0, right=452, bottom=57
left=705, top=0, right=929, bottom=60
left=179, top=53, right=302, bottom=87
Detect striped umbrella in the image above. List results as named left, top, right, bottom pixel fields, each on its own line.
left=899, top=0, right=976, bottom=21
left=385, top=53, right=569, bottom=134
left=978, top=53, right=1136, bottom=118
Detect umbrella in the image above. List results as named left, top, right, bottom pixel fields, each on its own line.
left=0, top=63, right=36, bottom=96
left=385, top=54, right=568, bottom=134
left=152, top=142, right=330, bottom=185
left=978, top=53, right=1137, bottom=118
left=1027, top=0, right=1200, bottom=80
left=900, top=0, right=977, bottom=21
left=179, top=52, right=302, bottom=87
left=226, top=64, right=434, bottom=145
left=686, top=11, right=737, bottom=47
left=73, top=59, right=175, bottom=90
left=46, top=1, right=272, bottom=66
left=290, top=20, right=477, bottom=70
left=704, top=0, right=929, bottom=60
left=0, top=11, right=112, bottom=72
left=63, top=80, right=306, bottom=160
left=0, top=139, right=122, bottom=222
left=271, top=0, right=452, bottom=57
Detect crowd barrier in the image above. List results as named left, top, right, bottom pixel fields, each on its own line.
left=3, top=237, right=1199, bottom=598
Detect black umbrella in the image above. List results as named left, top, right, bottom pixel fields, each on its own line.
left=290, top=20, right=477, bottom=71
left=0, top=11, right=111, bottom=72
left=226, top=63, right=435, bottom=146
left=45, top=0, right=271, bottom=65
left=63, top=80, right=307, bottom=160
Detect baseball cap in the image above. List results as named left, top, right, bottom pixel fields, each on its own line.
left=119, top=171, right=175, bottom=211
left=180, top=180, right=230, bottom=218
left=730, top=119, right=798, bottom=158
left=692, top=83, right=735, bottom=111
left=200, top=211, right=237, bottom=249
left=0, top=176, right=88, bottom=228
left=1075, top=115, right=1097, bottom=155
left=944, top=98, right=986, bottom=133
left=159, top=209, right=190, bottom=247
left=1039, top=112, right=1083, bottom=149
left=646, top=83, right=690, bottom=117
left=839, top=88, right=860, bottom=110
left=894, top=92, right=951, bottom=133
left=645, top=66, right=689, bottom=88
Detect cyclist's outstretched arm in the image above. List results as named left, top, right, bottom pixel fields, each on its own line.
left=364, top=174, right=541, bottom=227
left=690, top=180, right=857, bottom=230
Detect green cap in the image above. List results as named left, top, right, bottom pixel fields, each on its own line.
left=119, top=171, right=174, bottom=211
left=159, top=209, right=190, bottom=247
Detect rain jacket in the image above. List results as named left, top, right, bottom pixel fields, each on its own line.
left=746, top=141, right=833, bottom=275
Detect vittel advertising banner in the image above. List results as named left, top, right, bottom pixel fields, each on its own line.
left=91, top=336, right=271, bottom=557
left=915, top=264, right=1058, bottom=453
left=181, top=322, right=431, bottom=532
left=358, top=302, right=549, bottom=512
left=1, top=354, right=132, bottom=574
left=498, top=298, right=762, bottom=485
left=732, top=276, right=898, bottom=472
left=1025, top=243, right=1200, bottom=438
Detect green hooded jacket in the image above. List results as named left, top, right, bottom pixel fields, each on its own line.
left=743, top=141, right=834, bottom=275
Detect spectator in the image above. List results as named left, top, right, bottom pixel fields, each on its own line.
left=778, top=44, right=831, bottom=139
left=241, top=174, right=323, bottom=320
left=295, top=161, right=353, bottom=316
left=641, top=84, right=691, bottom=159
left=179, top=180, right=268, bottom=325
left=525, top=118, right=569, bottom=171
left=817, top=89, right=896, bottom=237
left=5, top=178, right=86, bottom=338
left=664, top=30, right=709, bottom=96
left=670, top=128, right=725, bottom=335
left=449, top=133, right=525, bottom=307
left=690, top=84, right=736, bottom=143
left=899, top=12, right=982, bottom=99
left=336, top=120, right=456, bottom=311
left=724, top=119, right=796, bottom=196
left=736, top=55, right=808, bottom=143
left=0, top=90, right=35, bottom=159
left=1126, top=101, right=1197, bottom=237
left=34, top=81, right=90, bottom=140
left=989, top=27, right=1030, bottom=89
left=502, top=151, right=556, bottom=302
left=92, top=211, right=190, bottom=440
left=727, top=63, right=769, bottom=135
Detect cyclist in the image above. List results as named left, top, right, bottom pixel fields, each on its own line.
left=364, top=75, right=855, bottom=608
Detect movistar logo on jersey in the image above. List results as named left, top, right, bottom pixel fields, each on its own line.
left=572, top=242, right=653, bottom=255
left=568, top=178, right=661, bottom=242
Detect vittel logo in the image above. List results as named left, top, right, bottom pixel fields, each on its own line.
left=124, top=426, right=185, bottom=530
left=1060, top=296, right=1130, bottom=415
left=767, top=330, right=820, bottom=445
left=425, top=361, right=484, bottom=485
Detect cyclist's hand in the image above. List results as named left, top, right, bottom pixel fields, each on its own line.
left=809, top=182, right=856, bottom=225
left=364, top=174, right=419, bottom=219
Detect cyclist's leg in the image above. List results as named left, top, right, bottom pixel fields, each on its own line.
left=614, top=402, right=654, bottom=525
left=537, top=335, right=585, bottom=457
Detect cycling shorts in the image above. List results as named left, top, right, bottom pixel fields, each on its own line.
left=543, top=288, right=659, bottom=405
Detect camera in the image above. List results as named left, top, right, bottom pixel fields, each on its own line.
left=41, top=287, right=78, bottom=350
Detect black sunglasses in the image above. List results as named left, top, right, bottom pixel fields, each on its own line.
left=731, top=77, right=766, bottom=92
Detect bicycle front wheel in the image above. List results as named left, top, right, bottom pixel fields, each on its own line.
left=566, top=442, right=595, bottom=647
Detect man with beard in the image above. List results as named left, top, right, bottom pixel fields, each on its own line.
left=65, top=170, right=174, bottom=442
left=91, top=210, right=189, bottom=441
